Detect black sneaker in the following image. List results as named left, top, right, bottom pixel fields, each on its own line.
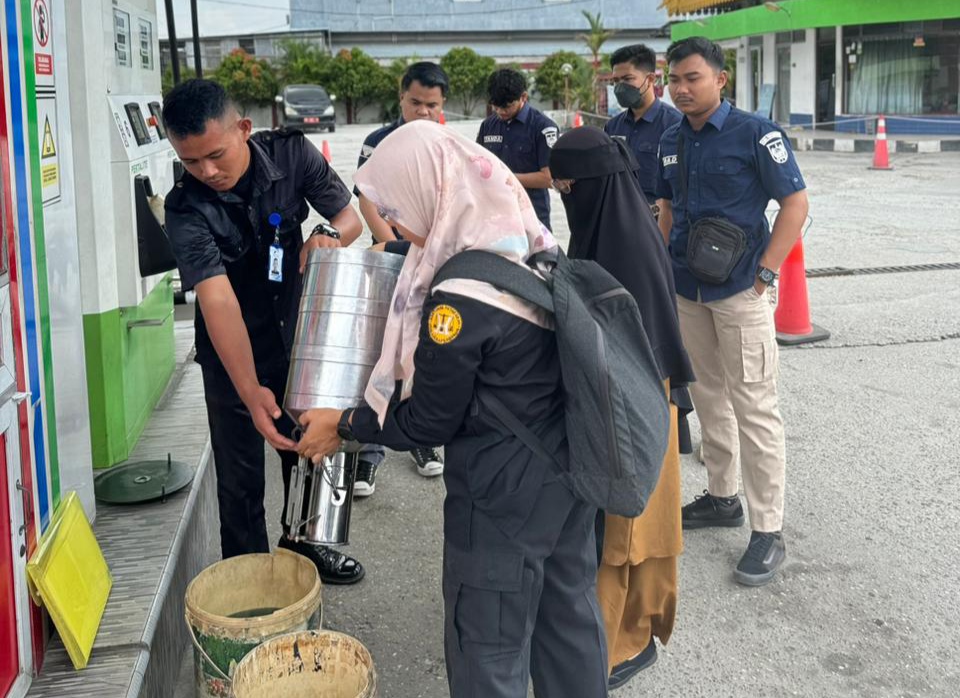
left=734, top=531, right=786, bottom=587
left=608, top=638, right=657, bottom=690
left=409, top=447, right=444, bottom=477
left=681, top=490, right=745, bottom=529
left=277, top=537, right=365, bottom=585
left=353, top=460, right=378, bottom=498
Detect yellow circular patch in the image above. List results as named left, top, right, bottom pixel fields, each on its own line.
left=429, top=304, right=463, bottom=345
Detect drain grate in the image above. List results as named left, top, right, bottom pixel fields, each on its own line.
left=806, top=262, right=960, bottom=278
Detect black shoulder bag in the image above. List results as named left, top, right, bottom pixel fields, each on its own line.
left=677, top=133, right=748, bottom=285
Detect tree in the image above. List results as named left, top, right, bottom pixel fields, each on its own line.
left=161, top=65, right=197, bottom=96
left=213, top=49, right=278, bottom=114
left=276, top=39, right=331, bottom=86
left=441, top=47, right=496, bottom=118
left=379, top=56, right=419, bottom=121
left=579, top=11, right=616, bottom=112
left=323, top=48, right=393, bottom=124
left=533, top=51, right=591, bottom=110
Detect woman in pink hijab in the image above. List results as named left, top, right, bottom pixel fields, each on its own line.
left=298, top=120, right=609, bottom=697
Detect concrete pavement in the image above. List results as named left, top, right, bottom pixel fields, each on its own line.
left=177, top=123, right=960, bottom=697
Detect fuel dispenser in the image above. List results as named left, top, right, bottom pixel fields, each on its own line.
left=66, top=0, right=180, bottom=468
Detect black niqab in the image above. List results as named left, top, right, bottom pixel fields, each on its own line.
left=550, top=126, right=695, bottom=389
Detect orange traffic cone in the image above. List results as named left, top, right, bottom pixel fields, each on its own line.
left=439, top=111, right=446, bottom=125
left=573, top=111, right=583, bottom=128
left=774, top=238, right=831, bottom=346
left=869, top=115, right=892, bottom=170
left=322, top=140, right=332, bottom=162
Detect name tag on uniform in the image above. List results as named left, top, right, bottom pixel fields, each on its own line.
left=483, top=135, right=503, bottom=144
left=268, top=244, right=283, bottom=283
left=662, top=154, right=678, bottom=166
left=268, top=212, right=283, bottom=283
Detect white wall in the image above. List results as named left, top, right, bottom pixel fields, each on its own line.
left=790, top=29, right=816, bottom=119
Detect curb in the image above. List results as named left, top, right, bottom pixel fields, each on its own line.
left=789, top=136, right=960, bottom=153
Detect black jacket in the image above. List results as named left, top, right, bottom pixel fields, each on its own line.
left=352, top=292, right=565, bottom=544
left=164, top=129, right=351, bottom=370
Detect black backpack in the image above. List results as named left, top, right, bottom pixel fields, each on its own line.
left=432, top=250, right=669, bottom=518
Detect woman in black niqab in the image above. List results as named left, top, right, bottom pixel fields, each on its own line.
left=549, top=125, right=691, bottom=687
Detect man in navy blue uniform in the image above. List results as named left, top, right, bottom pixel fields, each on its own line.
left=604, top=44, right=681, bottom=212
left=656, top=37, right=809, bottom=587
left=353, top=62, right=449, bottom=496
left=476, top=68, right=558, bottom=230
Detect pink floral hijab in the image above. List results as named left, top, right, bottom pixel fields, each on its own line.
left=353, top=120, right=557, bottom=424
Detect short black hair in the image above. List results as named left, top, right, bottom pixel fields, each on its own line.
left=162, top=79, right=235, bottom=139
left=402, top=61, right=450, bottom=97
left=487, top=68, right=528, bottom=107
left=610, top=44, right=657, bottom=73
left=666, top=37, right=725, bottom=72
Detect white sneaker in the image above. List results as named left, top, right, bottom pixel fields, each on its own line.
left=409, top=447, right=444, bottom=477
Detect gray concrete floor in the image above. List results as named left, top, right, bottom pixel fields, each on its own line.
left=175, top=124, right=960, bottom=697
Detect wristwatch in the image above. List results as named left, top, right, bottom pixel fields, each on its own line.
left=311, top=223, right=341, bottom=240
left=757, top=266, right=779, bottom=287
left=337, top=408, right=356, bottom=442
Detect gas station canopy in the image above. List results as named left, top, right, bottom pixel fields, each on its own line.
left=660, top=0, right=734, bottom=15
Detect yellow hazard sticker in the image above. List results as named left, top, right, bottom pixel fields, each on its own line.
left=429, top=304, right=462, bottom=344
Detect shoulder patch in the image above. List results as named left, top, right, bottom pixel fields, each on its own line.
left=542, top=126, right=559, bottom=148
left=360, top=144, right=374, bottom=158
left=759, top=130, right=789, bottom=164
left=428, top=304, right=463, bottom=345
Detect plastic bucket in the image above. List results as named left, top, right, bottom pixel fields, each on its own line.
left=231, top=630, right=376, bottom=698
left=184, top=550, right=322, bottom=698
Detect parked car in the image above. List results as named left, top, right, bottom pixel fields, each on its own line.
left=276, top=84, right=336, bottom=132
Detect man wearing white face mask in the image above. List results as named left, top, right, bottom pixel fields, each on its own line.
left=604, top=45, right=681, bottom=212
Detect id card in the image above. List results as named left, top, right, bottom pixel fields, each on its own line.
left=268, top=243, right=283, bottom=282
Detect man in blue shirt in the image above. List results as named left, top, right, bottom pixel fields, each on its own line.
left=656, top=37, right=809, bottom=587
left=477, top=68, right=558, bottom=230
left=354, top=62, right=449, bottom=495
left=605, top=44, right=681, bottom=210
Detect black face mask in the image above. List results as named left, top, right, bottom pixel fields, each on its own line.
left=614, top=81, right=649, bottom=110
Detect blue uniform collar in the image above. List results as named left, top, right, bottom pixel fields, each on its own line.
left=637, top=98, right=663, bottom=124
left=510, top=102, right=532, bottom=124
left=681, top=98, right=731, bottom=134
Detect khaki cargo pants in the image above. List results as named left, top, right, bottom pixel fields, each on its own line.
left=678, top=286, right=786, bottom=532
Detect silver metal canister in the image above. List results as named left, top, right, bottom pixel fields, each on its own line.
left=283, top=247, right=404, bottom=423
left=283, top=247, right=403, bottom=545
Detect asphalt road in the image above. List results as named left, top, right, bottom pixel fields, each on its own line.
left=176, top=123, right=960, bottom=698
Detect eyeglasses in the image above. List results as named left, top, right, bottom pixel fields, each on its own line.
left=552, top=179, right=575, bottom=194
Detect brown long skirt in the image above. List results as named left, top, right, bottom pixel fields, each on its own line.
left=597, top=389, right=682, bottom=669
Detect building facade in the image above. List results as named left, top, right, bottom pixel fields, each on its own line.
left=670, top=0, right=960, bottom=135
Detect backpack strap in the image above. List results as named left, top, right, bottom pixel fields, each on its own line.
left=475, top=387, right=561, bottom=470
left=432, top=250, right=555, bottom=313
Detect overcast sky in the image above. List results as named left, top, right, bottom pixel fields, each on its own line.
left=157, top=0, right=290, bottom=39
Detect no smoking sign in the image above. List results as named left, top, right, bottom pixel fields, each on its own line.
left=34, top=0, right=49, bottom=47
left=33, top=0, right=54, bottom=81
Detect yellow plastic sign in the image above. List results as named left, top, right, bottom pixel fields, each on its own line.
left=26, top=492, right=112, bottom=670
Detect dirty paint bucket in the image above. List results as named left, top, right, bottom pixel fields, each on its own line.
left=232, top=630, right=377, bottom=698
left=184, top=550, right=322, bottom=698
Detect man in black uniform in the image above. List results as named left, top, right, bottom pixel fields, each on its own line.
left=162, top=79, right=365, bottom=584
left=477, top=68, right=558, bottom=230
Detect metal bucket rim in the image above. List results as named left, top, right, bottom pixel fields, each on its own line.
left=305, top=246, right=404, bottom=271
left=231, top=629, right=376, bottom=697
left=185, top=550, right=322, bottom=634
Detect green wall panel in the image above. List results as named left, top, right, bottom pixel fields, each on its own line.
left=84, top=277, right=176, bottom=468
left=672, top=0, right=960, bottom=41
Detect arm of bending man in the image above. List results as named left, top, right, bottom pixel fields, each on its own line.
left=195, top=275, right=297, bottom=451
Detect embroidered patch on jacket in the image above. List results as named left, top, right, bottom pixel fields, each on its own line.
left=428, top=304, right=463, bottom=345
left=542, top=126, right=559, bottom=148
left=760, top=131, right=789, bottom=164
